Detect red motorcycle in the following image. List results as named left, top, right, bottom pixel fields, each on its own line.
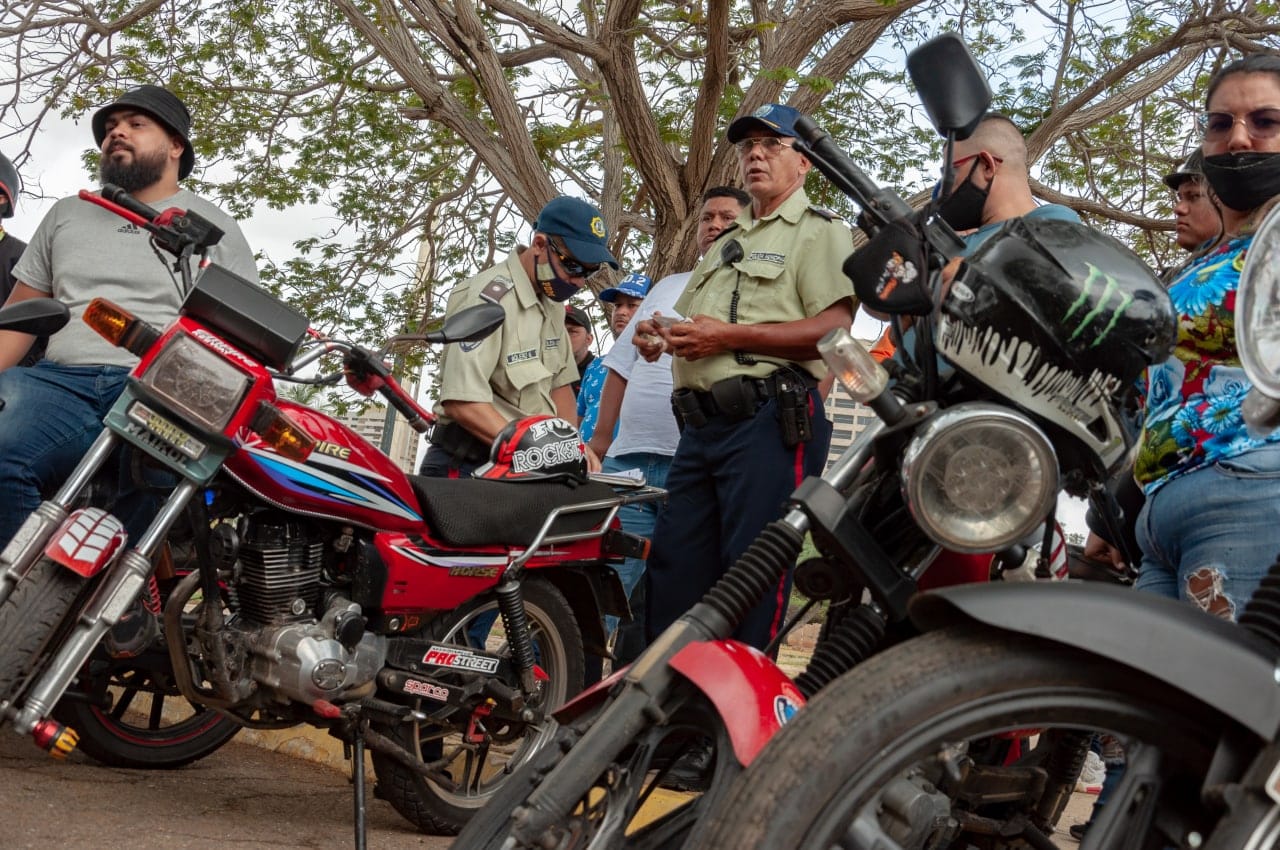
left=0, top=186, right=661, bottom=842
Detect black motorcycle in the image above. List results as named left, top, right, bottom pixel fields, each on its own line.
left=450, top=33, right=1177, bottom=850
left=692, top=109, right=1280, bottom=850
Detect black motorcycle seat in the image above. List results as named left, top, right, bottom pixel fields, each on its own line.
left=408, top=477, right=618, bottom=547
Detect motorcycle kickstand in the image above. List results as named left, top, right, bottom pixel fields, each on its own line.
left=345, top=733, right=368, bottom=850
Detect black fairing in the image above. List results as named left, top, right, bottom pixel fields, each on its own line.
left=935, top=218, right=1176, bottom=475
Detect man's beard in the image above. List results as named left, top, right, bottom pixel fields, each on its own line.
left=99, top=146, right=169, bottom=193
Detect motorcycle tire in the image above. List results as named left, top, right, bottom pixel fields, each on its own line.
left=53, top=650, right=240, bottom=769
left=0, top=556, right=87, bottom=709
left=695, top=625, right=1233, bottom=850
left=452, top=684, right=741, bottom=850
left=372, top=577, right=585, bottom=835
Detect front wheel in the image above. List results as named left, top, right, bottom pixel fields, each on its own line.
left=452, top=686, right=742, bottom=850
left=696, top=626, right=1237, bottom=850
left=372, top=577, right=585, bottom=835
left=0, top=556, right=87, bottom=710
left=53, top=650, right=240, bottom=768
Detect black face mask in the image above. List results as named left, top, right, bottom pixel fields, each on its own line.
left=936, top=165, right=991, bottom=232
left=535, top=248, right=581, bottom=302
left=1201, top=152, right=1280, bottom=213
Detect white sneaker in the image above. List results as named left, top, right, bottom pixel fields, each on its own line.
left=1075, top=750, right=1105, bottom=793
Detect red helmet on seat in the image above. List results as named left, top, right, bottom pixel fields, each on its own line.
left=474, top=415, right=588, bottom=483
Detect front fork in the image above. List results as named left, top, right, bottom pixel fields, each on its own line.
left=0, top=430, right=120, bottom=606
left=1, top=430, right=201, bottom=735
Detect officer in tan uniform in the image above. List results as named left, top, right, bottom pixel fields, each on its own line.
left=421, top=196, right=619, bottom=477
left=635, top=103, right=856, bottom=656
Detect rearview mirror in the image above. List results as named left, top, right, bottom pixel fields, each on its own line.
left=0, top=298, right=71, bottom=337
left=386, top=302, right=507, bottom=353
left=907, top=33, right=992, bottom=141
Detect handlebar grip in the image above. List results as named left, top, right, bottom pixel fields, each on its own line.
left=792, top=117, right=914, bottom=227
left=101, top=183, right=161, bottom=222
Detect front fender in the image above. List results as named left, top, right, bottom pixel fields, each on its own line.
left=668, top=639, right=804, bottom=767
left=44, top=507, right=127, bottom=578
left=911, top=581, right=1280, bottom=739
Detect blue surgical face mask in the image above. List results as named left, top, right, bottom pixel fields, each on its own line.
left=536, top=248, right=581, bottom=302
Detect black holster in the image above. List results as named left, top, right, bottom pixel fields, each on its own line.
left=429, top=421, right=490, bottom=465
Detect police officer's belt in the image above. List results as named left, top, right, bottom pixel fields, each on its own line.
left=428, top=421, right=490, bottom=464
left=671, top=367, right=816, bottom=426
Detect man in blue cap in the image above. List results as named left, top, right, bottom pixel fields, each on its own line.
left=421, top=195, right=620, bottom=477
left=575, top=272, right=651, bottom=443
left=633, top=103, right=856, bottom=660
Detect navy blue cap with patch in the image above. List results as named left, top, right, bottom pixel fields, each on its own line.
left=599, top=272, right=652, bottom=303
left=727, top=103, right=802, bottom=143
left=534, top=196, right=620, bottom=269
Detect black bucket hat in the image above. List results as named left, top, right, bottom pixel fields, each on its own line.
left=92, top=85, right=194, bottom=179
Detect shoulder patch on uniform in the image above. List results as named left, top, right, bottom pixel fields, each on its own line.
left=807, top=205, right=843, bottom=221
left=479, top=277, right=514, bottom=305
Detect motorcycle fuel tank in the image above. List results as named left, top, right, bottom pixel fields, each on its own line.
left=224, top=400, right=424, bottom=533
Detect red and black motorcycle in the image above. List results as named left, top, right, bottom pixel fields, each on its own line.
left=0, top=186, right=662, bottom=841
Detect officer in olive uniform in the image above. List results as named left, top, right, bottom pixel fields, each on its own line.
left=635, top=103, right=857, bottom=651
left=421, top=196, right=620, bottom=477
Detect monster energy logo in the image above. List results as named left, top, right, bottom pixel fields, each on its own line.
left=1063, top=264, right=1132, bottom=347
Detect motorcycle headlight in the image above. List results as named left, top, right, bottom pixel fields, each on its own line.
left=901, top=403, right=1058, bottom=553
left=141, top=332, right=252, bottom=431
left=1236, top=203, right=1280, bottom=398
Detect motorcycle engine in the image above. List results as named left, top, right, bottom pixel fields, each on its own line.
left=224, top=518, right=386, bottom=705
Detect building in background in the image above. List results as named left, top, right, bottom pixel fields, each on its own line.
left=333, top=403, right=423, bottom=474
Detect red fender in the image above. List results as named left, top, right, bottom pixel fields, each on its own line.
left=44, top=508, right=128, bottom=578
left=553, top=666, right=629, bottom=721
left=667, top=639, right=804, bottom=767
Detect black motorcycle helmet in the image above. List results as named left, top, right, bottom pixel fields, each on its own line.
left=0, top=152, right=18, bottom=219
left=935, top=217, right=1177, bottom=477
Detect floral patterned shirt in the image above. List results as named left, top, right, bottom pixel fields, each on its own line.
left=1135, top=233, right=1280, bottom=494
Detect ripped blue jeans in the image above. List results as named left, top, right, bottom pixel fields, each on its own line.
left=1135, top=444, right=1280, bottom=620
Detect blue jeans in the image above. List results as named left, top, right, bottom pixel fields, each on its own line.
left=1135, top=444, right=1280, bottom=621
left=601, top=452, right=671, bottom=635
left=0, top=362, right=130, bottom=546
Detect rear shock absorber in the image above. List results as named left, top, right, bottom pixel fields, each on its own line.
left=494, top=579, right=538, bottom=692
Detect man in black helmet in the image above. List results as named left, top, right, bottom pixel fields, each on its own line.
left=0, top=86, right=258, bottom=653
left=0, top=152, right=39, bottom=366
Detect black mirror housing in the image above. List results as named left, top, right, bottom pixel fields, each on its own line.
left=907, top=34, right=993, bottom=141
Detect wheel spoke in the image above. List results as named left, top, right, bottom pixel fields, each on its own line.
left=148, top=692, right=166, bottom=730
left=110, top=688, right=138, bottom=719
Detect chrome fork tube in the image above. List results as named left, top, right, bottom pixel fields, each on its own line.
left=0, top=430, right=120, bottom=606
left=12, top=479, right=200, bottom=734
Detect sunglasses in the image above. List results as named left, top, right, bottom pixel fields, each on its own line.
left=1200, top=108, right=1280, bottom=142
left=734, top=137, right=796, bottom=157
left=549, top=237, right=601, bottom=278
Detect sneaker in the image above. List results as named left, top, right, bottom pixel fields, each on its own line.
left=1069, top=823, right=1089, bottom=840
left=103, top=601, right=160, bottom=659
left=658, top=740, right=713, bottom=792
left=1075, top=750, right=1105, bottom=794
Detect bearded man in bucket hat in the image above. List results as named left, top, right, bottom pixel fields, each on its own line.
left=420, top=195, right=620, bottom=478
left=0, top=84, right=257, bottom=653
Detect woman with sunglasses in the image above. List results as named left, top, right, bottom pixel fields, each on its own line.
left=1131, top=52, right=1280, bottom=620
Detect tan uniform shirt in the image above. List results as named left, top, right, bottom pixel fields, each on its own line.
left=433, top=248, right=576, bottom=426
left=672, top=188, right=856, bottom=391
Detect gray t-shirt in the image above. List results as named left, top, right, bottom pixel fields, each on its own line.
left=13, top=188, right=258, bottom=368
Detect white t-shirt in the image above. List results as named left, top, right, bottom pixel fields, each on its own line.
left=601, top=271, right=689, bottom=458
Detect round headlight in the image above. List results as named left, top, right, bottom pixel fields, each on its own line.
left=901, top=403, right=1058, bottom=553
left=1237, top=203, right=1280, bottom=398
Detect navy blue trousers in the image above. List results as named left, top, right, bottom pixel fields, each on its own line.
left=644, top=389, right=831, bottom=651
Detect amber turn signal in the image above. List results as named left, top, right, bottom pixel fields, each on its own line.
left=251, top=402, right=316, bottom=462
left=83, top=298, right=161, bottom=356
